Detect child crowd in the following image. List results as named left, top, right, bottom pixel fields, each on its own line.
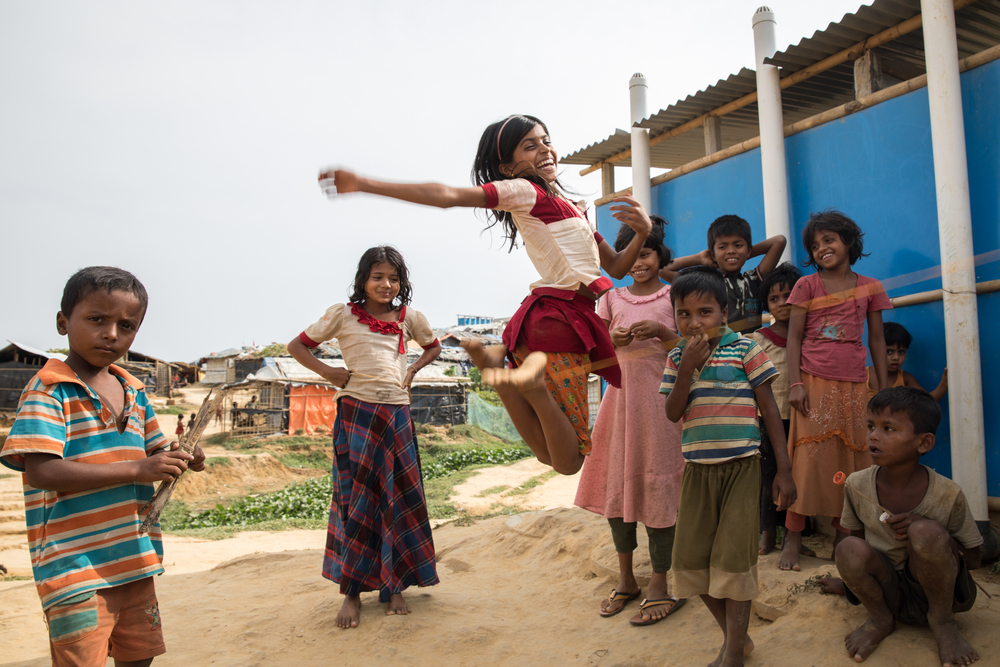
left=0, top=114, right=981, bottom=667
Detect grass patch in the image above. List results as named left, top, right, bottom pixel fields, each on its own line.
left=504, top=470, right=558, bottom=496
left=0, top=473, right=14, bottom=480
left=1, top=574, right=33, bottom=582
left=423, top=469, right=477, bottom=519
left=162, top=518, right=327, bottom=540
left=204, top=457, right=232, bottom=468
left=477, top=485, right=511, bottom=497
left=278, top=451, right=331, bottom=469
left=154, top=405, right=195, bottom=416
left=422, top=446, right=532, bottom=480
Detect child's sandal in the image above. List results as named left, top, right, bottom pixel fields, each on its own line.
left=598, top=587, right=641, bottom=617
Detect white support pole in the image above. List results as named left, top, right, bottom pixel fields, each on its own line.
left=629, top=73, right=652, bottom=211
left=752, top=7, right=791, bottom=262
left=921, top=0, right=988, bottom=521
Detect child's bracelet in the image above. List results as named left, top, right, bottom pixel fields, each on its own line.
left=789, top=382, right=804, bottom=388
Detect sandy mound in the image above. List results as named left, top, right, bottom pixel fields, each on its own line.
left=3, top=507, right=999, bottom=667
left=172, top=452, right=325, bottom=506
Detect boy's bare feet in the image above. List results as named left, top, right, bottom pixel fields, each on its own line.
left=482, top=350, right=546, bottom=391
left=335, top=595, right=361, bottom=628
left=460, top=340, right=507, bottom=370
left=759, top=530, right=776, bottom=555
left=707, top=636, right=754, bottom=667
left=846, top=616, right=894, bottom=662
left=778, top=530, right=803, bottom=571
left=386, top=593, right=410, bottom=616
left=929, top=617, right=979, bottom=667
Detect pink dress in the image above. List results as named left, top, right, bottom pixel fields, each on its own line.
left=574, top=284, right=685, bottom=528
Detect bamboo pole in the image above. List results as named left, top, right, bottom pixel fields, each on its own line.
left=578, top=0, right=979, bottom=177
left=593, top=42, right=1000, bottom=206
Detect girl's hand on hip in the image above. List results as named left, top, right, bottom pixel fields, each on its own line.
left=608, top=196, right=652, bottom=237
left=322, top=367, right=352, bottom=388
left=610, top=327, right=634, bottom=347
left=318, top=169, right=359, bottom=194
left=402, top=367, right=418, bottom=389
left=789, top=384, right=809, bottom=415
left=629, top=320, right=662, bottom=341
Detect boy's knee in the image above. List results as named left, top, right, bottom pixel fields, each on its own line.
left=834, top=536, right=873, bottom=572
left=906, top=519, right=952, bottom=559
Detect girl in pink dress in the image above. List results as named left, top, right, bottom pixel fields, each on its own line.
left=575, top=218, right=686, bottom=626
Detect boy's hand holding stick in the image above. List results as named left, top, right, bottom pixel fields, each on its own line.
left=139, top=388, right=225, bottom=532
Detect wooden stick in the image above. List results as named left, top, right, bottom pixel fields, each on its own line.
left=139, top=387, right=227, bottom=532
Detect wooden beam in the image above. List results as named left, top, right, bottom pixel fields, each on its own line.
left=704, top=116, right=723, bottom=155
left=579, top=0, right=979, bottom=177
left=601, top=163, right=615, bottom=197
left=854, top=50, right=884, bottom=98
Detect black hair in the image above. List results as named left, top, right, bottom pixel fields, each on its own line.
left=669, top=265, right=727, bottom=310
left=614, top=215, right=673, bottom=268
left=348, top=245, right=412, bottom=307
left=707, top=214, right=752, bottom=249
left=471, top=114, right=576, bottom=252
left=757, top=262, right=803, bottom=310
left=61, top=266, right=148, bottom=318
left=801, top=209, right=868, bottom=269
left=883, top=322, right=912, bottom=350
left=869, top=386, right=941, bottom=436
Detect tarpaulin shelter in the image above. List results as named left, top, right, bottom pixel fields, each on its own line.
left=287, top=384, right=338, bottom=435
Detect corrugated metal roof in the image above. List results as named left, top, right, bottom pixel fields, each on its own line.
left=563, top=0, right=1000, bottom=171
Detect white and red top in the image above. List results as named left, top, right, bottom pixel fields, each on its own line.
left=299, top=303, right=439, bottom=405
left=481, top=179, right=612, bottom=297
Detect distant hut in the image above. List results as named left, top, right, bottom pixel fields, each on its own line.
left=0, top=341, right=65, bottom=417
left=200, top=348, right=241, bottom=384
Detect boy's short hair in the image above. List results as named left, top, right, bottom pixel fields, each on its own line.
left=757, top=262, right=802, bottom=309
left=61, top=267, right=149, bottom=318
left=670, top=266, right=727, bottom=310
left=707, top=214, right=752, bottom=249
left=801, top=209, right=869, bottom=269
left=883, top=322, right=913, bottom=350
left=615, top=214, right=674, bottom=268
left=869, top=386, right=941, bottom=436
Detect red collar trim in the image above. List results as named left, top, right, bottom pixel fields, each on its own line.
left=757, top=327, right=787, bottom=347
left=350, top=302, right=407, bottom=354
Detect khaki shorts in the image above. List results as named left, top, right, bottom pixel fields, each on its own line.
left=46, top=577, right=165, bottom=666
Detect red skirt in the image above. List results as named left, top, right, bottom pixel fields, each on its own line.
left=502, top=288, right=621, bottom=388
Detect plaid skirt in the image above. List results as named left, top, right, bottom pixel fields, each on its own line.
left=322, top=397, right=438, bottom=602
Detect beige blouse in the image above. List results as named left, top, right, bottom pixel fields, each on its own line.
left=299, top=303, right=438, bottom=405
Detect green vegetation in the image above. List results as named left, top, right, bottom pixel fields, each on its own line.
left=505, top=471, right=558, bottom=496
left=0, top=473, right=13, bottom=480
left=46, top=348, right=70, bottom=355
left=254, top=343, right=288, bottom=358
left=422, top=447, right=531, bottom=481
left=154, top=405, right=195, bottom=416
left=477, top=485, right=511, bottom=497
left=204, top=457, right=232, bottom=468
left=278, top=451, right=331, bottom=469
left=1, top=574, right=33, bottom=582
left=468, top=368, right=502, bottom=406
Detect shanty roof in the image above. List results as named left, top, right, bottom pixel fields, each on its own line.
left=562, top=0, right=1000, bottom=171
left=0, top=340, right=65, bottom=365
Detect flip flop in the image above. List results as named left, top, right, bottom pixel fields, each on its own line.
left=629, top=597, right=687, bottom=626
left=598, top=587, right=641, bottom=617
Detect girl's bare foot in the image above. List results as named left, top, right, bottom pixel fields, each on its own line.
left=845, top=616, right=894, bottom=662
left=707, top=636, right=753, bottom=667
left=460, top=340, right=507, bottom=370
left=778, top=530, right=803, bottom=571
left=335, top=595, right=361, bottom=628
left=386, top=593, right=410, bottom=616
left=482, top=350, right=546, bottom=391
left=929, top=617, right=979, bottom=667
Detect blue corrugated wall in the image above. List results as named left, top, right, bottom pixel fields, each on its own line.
left=595, top=58, right=1000, bottom=494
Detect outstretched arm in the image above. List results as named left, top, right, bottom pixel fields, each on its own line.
left=597, top=196, right=652, bottom=279
left=659, top=249, right=715, bottom=283
left=288, top=337, right=352, bottom=387
left=750, top=234, right=787, bottom=277
left=322, top=169, right=487, bottom=209
left=903, top=368, right=948, bottom=402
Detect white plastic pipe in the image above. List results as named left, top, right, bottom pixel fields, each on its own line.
left=752, top=7, right=791, bottom=263
left=629, top=73, right=652, bottom=211
left=921, top=0, right=988, bottom=521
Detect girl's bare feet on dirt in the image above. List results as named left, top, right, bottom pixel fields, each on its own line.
left=336, top=596, right=361, bottom=628
left=778, top=530, right=803, bottom=571
left=482, top=350, right=546, bottom=390
left=386, top=593, right=411, bottom=616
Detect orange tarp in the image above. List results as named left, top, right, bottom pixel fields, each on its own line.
left=287, top=384, right=338, bottom=435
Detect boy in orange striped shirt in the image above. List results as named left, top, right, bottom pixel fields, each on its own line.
left=1, top=267, right=205, bottom=667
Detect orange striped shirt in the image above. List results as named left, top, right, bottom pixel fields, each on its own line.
left=0, top=359, right=168, bottom=610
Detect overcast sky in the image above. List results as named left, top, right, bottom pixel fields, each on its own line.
left=0, top=1, right=866, bottom=362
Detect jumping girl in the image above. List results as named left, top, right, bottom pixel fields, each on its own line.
left=287, top=246, right=442, bottom=628
left=574, top=217, right=687, bottom=626
left=780, top=210, right=892, bottom=571
left=320, top=114, right=652, bottom=475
